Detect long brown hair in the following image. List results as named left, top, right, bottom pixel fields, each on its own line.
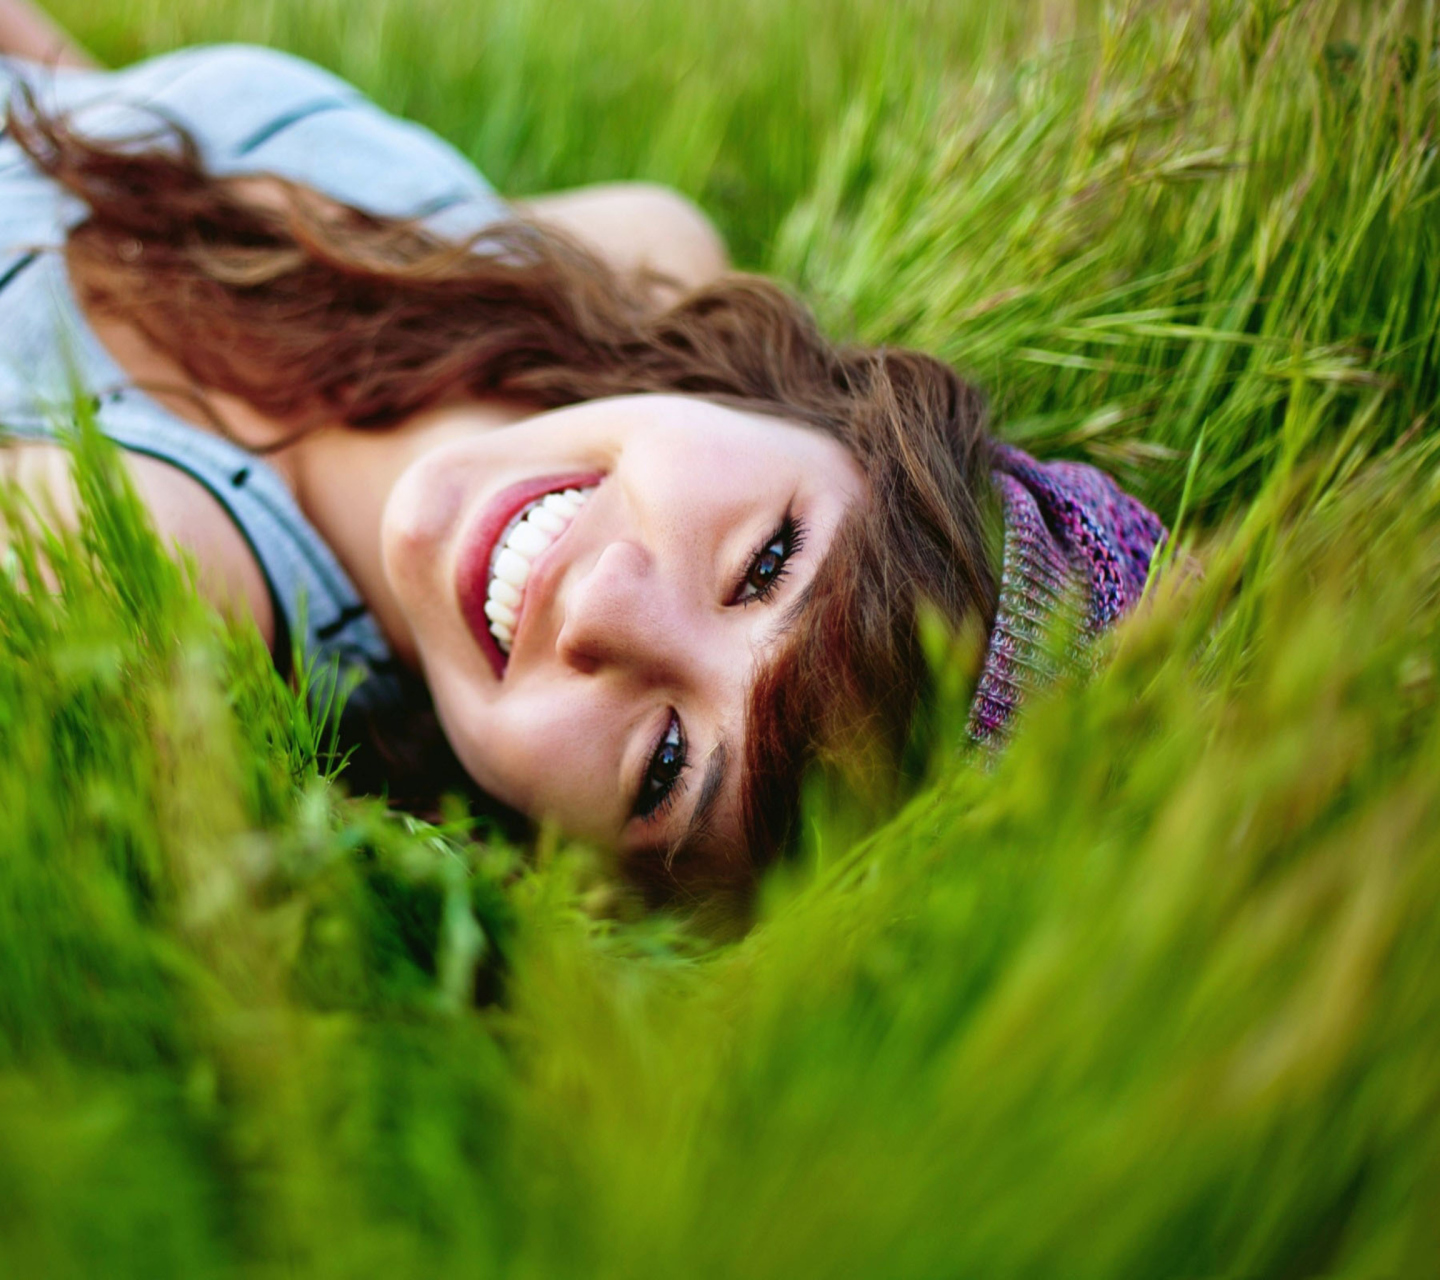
left=9, top=89, right=998, bottom=905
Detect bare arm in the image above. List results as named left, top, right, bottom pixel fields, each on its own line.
left=519, top=183, right=729, bottom=306
left=0, top=0, right=96, bottom=70
left=1, top=441, right=277, bottom=643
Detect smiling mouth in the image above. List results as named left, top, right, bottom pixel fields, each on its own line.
left=480, top=484, right=597, bottom=656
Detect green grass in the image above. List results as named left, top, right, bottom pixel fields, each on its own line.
left=3, top=0, right=1439, bottom=1273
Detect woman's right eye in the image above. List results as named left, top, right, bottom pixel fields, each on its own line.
left=633, top=712, right=688, bottom=821
left=732, top=512, right=806, bottom=607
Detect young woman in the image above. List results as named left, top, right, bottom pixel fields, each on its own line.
left=0, top=4, right=1166, bottom=903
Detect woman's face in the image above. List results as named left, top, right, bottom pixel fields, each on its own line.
left=381, top=393, right=866, bottom=859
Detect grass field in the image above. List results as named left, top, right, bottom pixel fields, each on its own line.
left=3, top=0, right=1439, bottom=1273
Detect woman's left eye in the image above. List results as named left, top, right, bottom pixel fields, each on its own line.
left=633, top=713, right=688, bottom=822
left=734, top=514, right=806, bottom=606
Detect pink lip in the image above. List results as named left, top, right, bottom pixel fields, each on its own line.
left=456, top=471, right=603, bottom=679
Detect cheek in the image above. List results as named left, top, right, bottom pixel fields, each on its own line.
left=426, top=672, right=621, bottom=835
left=380, top=444, right=479, bottom=612
left=384, top=456, right=463, bottom=559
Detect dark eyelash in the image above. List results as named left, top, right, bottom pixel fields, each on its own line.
left=630, top=514, right=804, bottom=825
left=736, top=512, right=808, bottom=607
left=632, top=712, right=689, bottom=823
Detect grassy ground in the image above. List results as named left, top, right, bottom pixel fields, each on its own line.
left=3, top=0, right=1439, bottom=1273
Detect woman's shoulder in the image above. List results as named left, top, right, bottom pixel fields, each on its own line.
left=6, top=43, right=360, bottom=160
left=6, top=42, right=359, bottom=103
left=0, top=437, right=275, bottom=643
left=131, top=41, right=358, bottom=95
left=98, top=42, right=367, bottom=149
left=15, top=41, right=506, bottom=229
left=3, top=42, right=358, bottom=132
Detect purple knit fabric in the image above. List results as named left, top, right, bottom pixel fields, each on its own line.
left=966, top=443, right=1167, bottom=744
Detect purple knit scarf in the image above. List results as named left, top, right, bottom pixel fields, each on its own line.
left=966, top=443, right=1167, bottom=744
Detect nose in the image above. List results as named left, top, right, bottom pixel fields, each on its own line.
left=556, top=538, right=684, bottom=678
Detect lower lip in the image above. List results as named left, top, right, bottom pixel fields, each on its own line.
left=456, top=471, right=604, bottom=679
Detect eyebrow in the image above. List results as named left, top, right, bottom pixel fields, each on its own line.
left=673, top=737, right=730, bottom=853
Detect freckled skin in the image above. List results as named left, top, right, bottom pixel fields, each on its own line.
left=381, top=393, right=866, bottom=854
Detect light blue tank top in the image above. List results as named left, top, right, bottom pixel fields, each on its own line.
left=0, top=45, right=510, bottom=706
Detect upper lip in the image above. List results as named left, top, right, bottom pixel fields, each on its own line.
left=456, top=471, right=602, bottom=679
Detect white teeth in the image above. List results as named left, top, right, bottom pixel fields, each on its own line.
left=508, top=520, right=554, bottom=558
left=484, top=483, right=595, bottom=657
left=484, top=598, right=517, bottom=628
left=489, top=579, right=522, bottom=609
left=528, top=506, right=566, bottom=534
left=494, top=547, right=531, bottom=589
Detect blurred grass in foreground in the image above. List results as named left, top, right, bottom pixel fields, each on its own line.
left=3, top=0, right=1439, bottom=1274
